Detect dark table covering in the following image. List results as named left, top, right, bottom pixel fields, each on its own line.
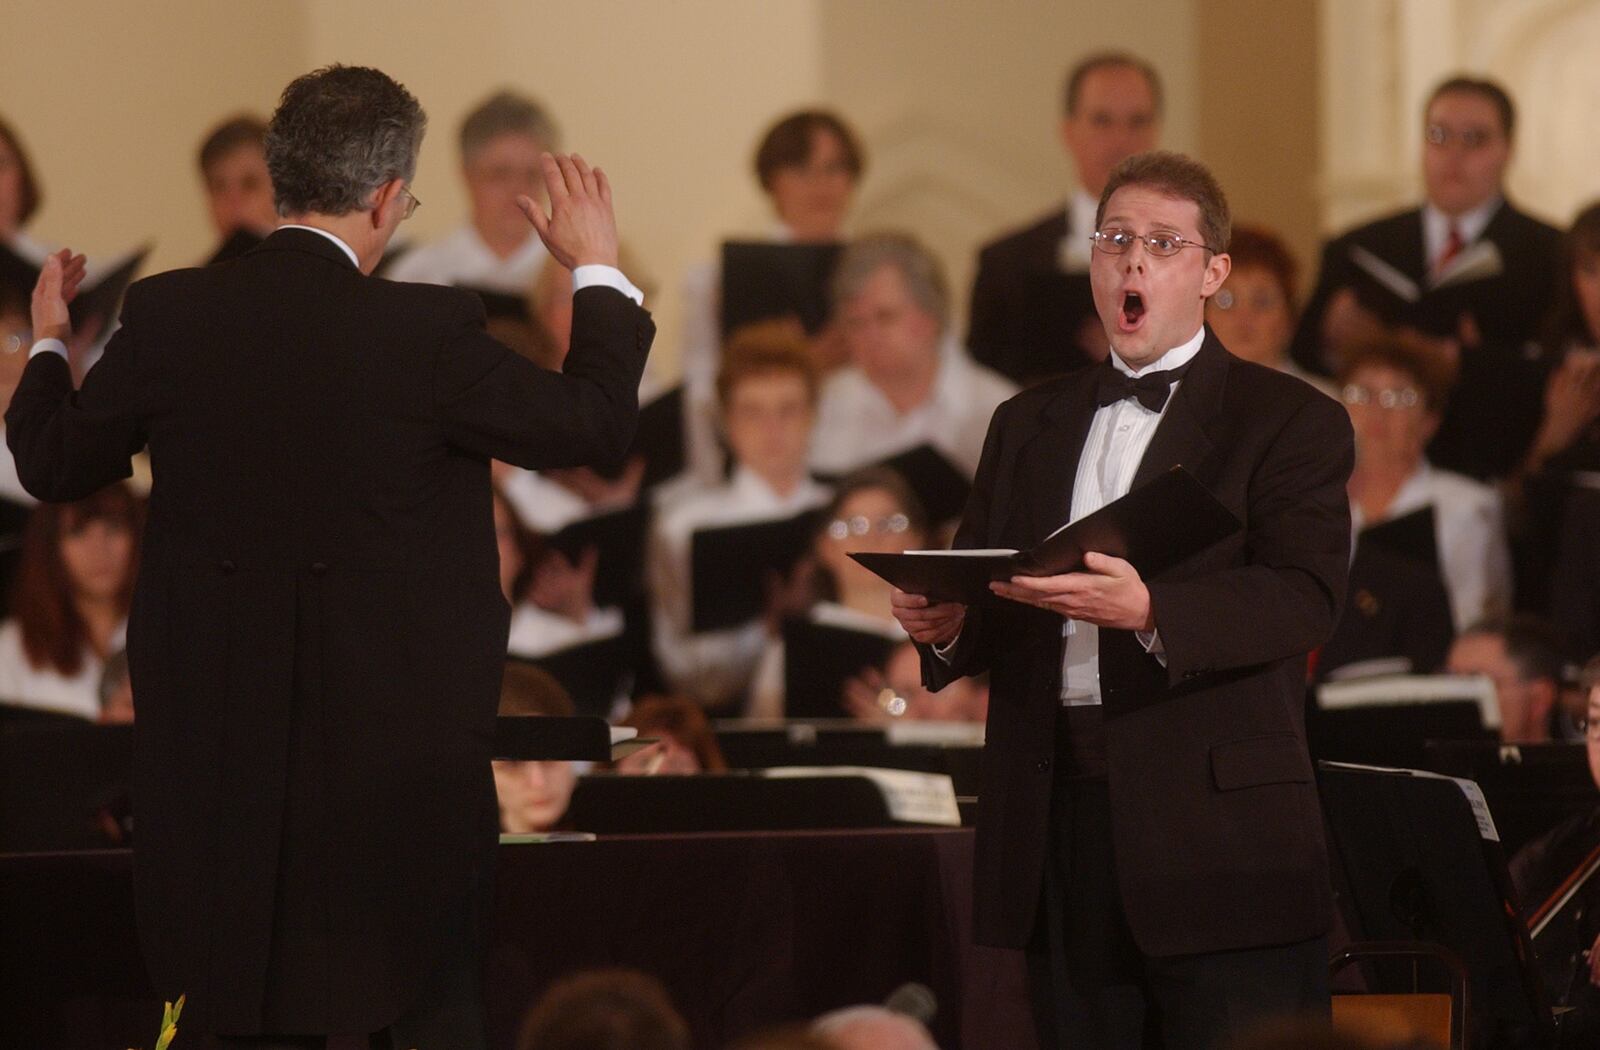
left=0, top=829, right=1035, bottom=1050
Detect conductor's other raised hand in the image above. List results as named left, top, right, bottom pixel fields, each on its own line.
left=516, top=153, right=619, bottom=271
left=32, top=249, right=88, bottom=343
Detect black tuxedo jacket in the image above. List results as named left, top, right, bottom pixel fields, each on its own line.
left=5, top=228, right=654, bottom=1035
left=1290, top=200, right=1563, bottom=478
left=924, top=331, right=1353, bottom=955
left=967, top=206, right=1099, bottom=385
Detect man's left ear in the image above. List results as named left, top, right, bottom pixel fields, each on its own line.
left=1201, top=251, right=1231, bottom=300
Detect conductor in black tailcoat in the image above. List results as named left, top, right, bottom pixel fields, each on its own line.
left=8, top=65, right=654, bottom=1048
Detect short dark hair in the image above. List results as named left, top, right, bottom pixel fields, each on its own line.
left=1063, top=52, right=1163, bottom=118
left=1337, top=338, right=1452, bottom=413
left=1225, top=225, right=1300, bottom=307
left=754, top=110, right=865, bottom=192
left=1462, top=614, right=1567, bottom=686
left=1097, top=150, right=1230, bottom=253
left=1426, top=75, right=1516, bottom=138
left=498, top=662, right=575, bottom=718
left=459, top=90, right=559, bottom=163
left=0, top=115, right=42, bottom=227
left=197, top=114, right=268, bottom=177
left=516, top=969, right=690, bottom=1050
left=265, top=65, right=426, bottom=217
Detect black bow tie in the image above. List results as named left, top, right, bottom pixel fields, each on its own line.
left=1093, top=361, right=1190, bottom=413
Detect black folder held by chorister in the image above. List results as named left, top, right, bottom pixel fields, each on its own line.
left=1358, top=505, right=1439, bottom=570
left=0, top=242, right=150, bottom=339
left=508, top=634, right=631, bottom=720
left=204, top=227, right=265, bottom=267
left=592, top=385, right=687, bottom=488
left=781, top=617, right=899, bottom=719
left=719, top=241, right=845, bottom=338
left=457, top=284, right=532, bottom=324
left=849, top=465, right=1241, bottom=605
left=815, top=443, right=971, bottom=528
left=689, top=509, right=821, bottom=633
left=542, top=503, right=648, bottom=609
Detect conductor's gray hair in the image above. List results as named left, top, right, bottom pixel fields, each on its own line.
left=266, top=65, right=427, bottom=217
left=830, top=231, right=951, bottom=332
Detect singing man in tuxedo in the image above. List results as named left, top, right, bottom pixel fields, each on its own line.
left=893, top=151, right=1354, bottom=1049
left=966, top=51, right=1162, bottom=386
left=9, top=65, right=653, bottom=1049
left=1290, top=75, right=1562, bottom=479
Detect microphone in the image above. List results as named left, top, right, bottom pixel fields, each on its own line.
left=883, top=982, right=937, bottom=1026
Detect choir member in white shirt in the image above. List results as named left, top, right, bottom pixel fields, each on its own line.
left=1341, top=340, right=1512, bottom=631
left=648, top=322, right=832, bottom=710
left=0, top=114, right=48, bottom=268
left=679, top=110, right=865, bottom=483
left=493, top=486, right=623, bottom=660
left=747, top=467, right=923, bottom=719
left=0, top=485, right=139, bottom=720
left=810, top=232, right=1018, bottom=478
left=385, top=91, right=557, bottom=292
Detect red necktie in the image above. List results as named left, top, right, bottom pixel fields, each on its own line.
left=1434, top=225, right=1464, bottom=280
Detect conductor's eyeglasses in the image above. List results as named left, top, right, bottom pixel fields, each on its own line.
left=1342, top=384, right=1421, bottom=410
left=400, top=185, right=422, bottom=221
left=827, top=513, right=911, bottom=541
left=1091, top=228, right=1214, bottom=258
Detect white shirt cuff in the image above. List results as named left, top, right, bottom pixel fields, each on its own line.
left=30, top=338, right=68, bottom=360
left=573, top=265, right=644, bottom=306
left=932, top=630, right=962, bottom=663
left=1136, top=627, right=1167, bottom=667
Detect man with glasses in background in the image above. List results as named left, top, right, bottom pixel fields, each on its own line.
left=1291, top=74, right=1563, bottom=480
left=9, top=65, right=652, bottom=1049
left=894, top=150, right=1353, bottom=1048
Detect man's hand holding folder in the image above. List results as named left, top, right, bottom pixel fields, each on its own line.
left=990, top=551, right=1155, bottom=631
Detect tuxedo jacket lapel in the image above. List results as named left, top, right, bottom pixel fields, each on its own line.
left=1131, top=332, right=1226, bottom=490
left=1006, top=368, right=1099, bottom=547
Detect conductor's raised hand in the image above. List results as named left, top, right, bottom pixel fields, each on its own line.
left=891, top=588, right=965, bottom=646
left=516, top=153, right=619, bottom=270
left=32, top=249, right=89, bottom=343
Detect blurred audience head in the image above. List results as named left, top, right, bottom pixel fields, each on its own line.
left=885, top=640, right=988, bottom=723
left=1060, top=52, right=1163, bottom=197
left=0, top=115, right=42, bottom=238
left=1447, top=614, right=1566, bottom=744
left=716, top=320, right=819, bottom=488
left=1206, top=225, right=1298, bottom=369
left=265, top=64, right=426, bottom=242
left=815, top=468, right=928, bottom=603
left=98, top=648, right=134, bottom=724
left=1583, top=656, right=1600, bottom=787
left=516, top=967, right=689, bottom=1050
left=833, top=232, right=950, bottom=385
left=1338, top=340, right=1450, bottom=473
left=615, top=695, right=728, bottom=775
left=197, top=114, right=276, bottom=237
left=529, top=242, right=652, bottom=369
left=1545, top=200, right=1600, bottom=350
left=1422, top=75, right=1514, bottom=218
left=459, top=90, right=559, bottom=248
left=812, top=1005, right=937, bottom=1050
left=11, top=485, right=142, bottom=677
left=494, top=662, right=578, bottom=834
left=754, top=110, right=864, bottom=242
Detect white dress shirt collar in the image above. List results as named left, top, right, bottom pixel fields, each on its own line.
left=1108, top=325, right=1206, bottom=378
left=276, top=224, right=361, bottom=268
left=1422, top=195, right=1501, bottom=263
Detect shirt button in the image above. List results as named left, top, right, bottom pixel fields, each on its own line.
left=310, top=562, right=329, bottom=576
left=219, top=559, right=236, bottom=574
left=1035, top=758, right=1052, bottom=773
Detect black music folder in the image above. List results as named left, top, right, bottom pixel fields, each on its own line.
left=781, top=617, right=899, bottom=719
left=850, top=465, right=1240, bottom=604
left=1358, top=506, right=1438, bottom=569
left=458, top=284, right=533, bottom=324
left=543, top=503, right=648, bottom=609
left=719, top=241, right=844, bottom=337
left=204, top=227, right=264, bottom=267
left=594, top=385, right=686, bottom=488
left=509, top=634, right=630, bottom=719
left=689, top=509, right=822, bottom=632
left=0, top=242, right=150, bottom=339
left=816, top=443, right=971, bottom=527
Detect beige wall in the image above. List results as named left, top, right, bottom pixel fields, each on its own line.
left=3, top=0, right=1328, bottom=374
left=1197, top=0, right=1321, bottom=277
